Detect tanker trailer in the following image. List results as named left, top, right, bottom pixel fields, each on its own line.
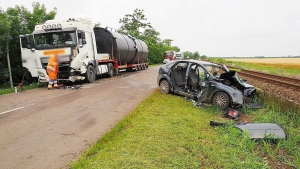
left=93, top=27, right=149, bottom=71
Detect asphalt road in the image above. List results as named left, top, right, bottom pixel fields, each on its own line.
left=0, top=66, right=159, bottom=169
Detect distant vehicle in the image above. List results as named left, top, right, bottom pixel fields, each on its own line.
left=163, top=58, right=171, bottom=64
left=157, top=60, right=256, bottom=110
left=175, top=52, right=183, bottom=60
left=163, top=50, right=176, bottom=63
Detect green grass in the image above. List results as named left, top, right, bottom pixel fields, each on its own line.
left=149, top=63, right=162, bottom=67
left=0, top=84, right=38, bottom=95
left=208, top=58, right=300, bottom=78
left=70, top=90, right=299, bottom=169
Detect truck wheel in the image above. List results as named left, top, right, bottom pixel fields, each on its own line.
left=85, top=65, right=96, bottom=83
left=212, top=92, right=230, bottom=110
left=159, top=80, right=170, bottom=94
left=108, top=63, right=114, bottom=78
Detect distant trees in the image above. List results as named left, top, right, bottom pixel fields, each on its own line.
left=183, top=51, right=206, bottom=60
left=118, top=9, right=180, bottom=64
left=0, top=2, right=56, bottom=87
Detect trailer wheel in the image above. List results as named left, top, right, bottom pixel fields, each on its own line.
left=108, top=63, right=114, bottom=78
left=85, top=65, right=96, bottom=83
left=141, top=64, right=145, bottom=70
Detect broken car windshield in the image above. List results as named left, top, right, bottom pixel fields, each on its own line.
left=204, top=64, right=227, bottom=77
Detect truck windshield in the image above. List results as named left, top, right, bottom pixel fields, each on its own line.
left=34, top=31, right=77, bottom=49
left=165, top=53, right=174, bottom=56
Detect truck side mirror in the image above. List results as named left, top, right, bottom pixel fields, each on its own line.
left=78, top=31, right=85, bottom=39
left=26, top=36, right=31, bottom=44
left=81, top=32, right=85, bottom=39
left=25, top=35, right=32, bottom=49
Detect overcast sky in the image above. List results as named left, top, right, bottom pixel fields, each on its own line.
left=2, top=0, right=300, bottom=57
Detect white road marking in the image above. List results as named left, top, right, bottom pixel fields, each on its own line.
left=0, top=103, right=36, bottom=115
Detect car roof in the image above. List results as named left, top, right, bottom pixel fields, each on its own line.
left=169, top=60, right=220, bottom=66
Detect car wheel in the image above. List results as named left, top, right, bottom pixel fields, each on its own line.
left=212, top=92, right=230, bottom=110
left=160, top=80, right=170, bottom=94
left=85, top=65, right=96, bottom=83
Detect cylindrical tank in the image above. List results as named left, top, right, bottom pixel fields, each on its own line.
left=94, top=27, right=148, bottom=65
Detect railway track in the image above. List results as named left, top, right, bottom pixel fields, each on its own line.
left=226, top=66, right=300, bottom=89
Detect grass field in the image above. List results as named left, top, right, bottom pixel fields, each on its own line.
left=0, top=84, right=38, bottom=95
left=70, top=90, right=299, bottom=169
left=209, top=58, right=300, bottom=78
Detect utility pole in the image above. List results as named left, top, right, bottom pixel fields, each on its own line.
left=7, top=40, right=13, bottom=88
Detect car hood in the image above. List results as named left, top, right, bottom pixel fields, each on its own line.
left=219, top=70, right=255, bottom=92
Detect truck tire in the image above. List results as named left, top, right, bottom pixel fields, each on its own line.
left=212, top=92, right=230, bottom=110
left=107, top=63, right=114, bottom=78
left=159, top=80, right=170, bottom=94
left=85, top=65, right=96, bottom=83
left=137, top=65, right=141, bottom=71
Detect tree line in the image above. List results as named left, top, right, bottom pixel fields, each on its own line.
left=0, top=4, right=181, bottom=87
left=0, top=2, right=56, bottom=87
left=118, top=9, right=180, bottom=64
left=183, top=51, right=207, bottom=60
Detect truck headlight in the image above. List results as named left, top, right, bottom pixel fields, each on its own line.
left=38, top=71, right=45, bottom=77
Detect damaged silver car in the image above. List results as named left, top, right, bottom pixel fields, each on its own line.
left=157, top=60, right=256, bottom=110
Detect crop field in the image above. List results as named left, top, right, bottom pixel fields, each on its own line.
left=225, top=58, right=300, bottom=64
left=209, top=58, right=300, bottom=78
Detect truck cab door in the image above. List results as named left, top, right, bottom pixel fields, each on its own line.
left=78, top=31, right=94, bottom=59
left=19, top=34, right=38, bottom=77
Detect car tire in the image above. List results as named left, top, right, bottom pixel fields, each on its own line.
left=85, top=65, right=96, bottom=83
left=212, top=92, right=230, bottom=110
left=159, top=80, right=170, bottom=94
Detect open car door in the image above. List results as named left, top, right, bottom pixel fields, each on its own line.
left=19, top=34, right=38, bottom=77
